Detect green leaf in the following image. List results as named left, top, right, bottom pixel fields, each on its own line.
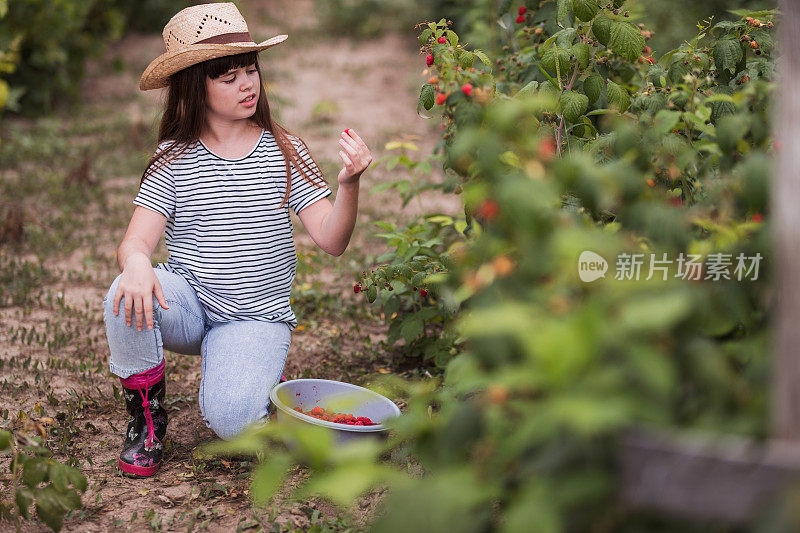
left=401, top=317, right=424, bottom=344
left=749, top=29, right=774, bottom=55
left=571, top=0, right=598, bottom=22
left=419, top=28, right=432, bottom=45
left=15, top=488, right=33, bottom=520
left=583, top=74, right=604, bottom=103
left=49, top=463, right=69, bottom=492
left=653, top=109, right=680, bottom=135
left=250, top=453, right=293, bottom=507
left=557, top=0, right=571, bottom=25
left=65, top=467, right=87, bottom=493
left=591, top=15, right=612, bottom=46
left=609, top=21, right=646, bottom=62
left=541, top=46, right=571, bottom=76
left=572, top=42, right=590, bottom=69
left=22, top=458, right=48, bottom=488
left=35, top=486, right=68, bottom=532
left=712, top=38, right=742, bottom=74
left=367, top=285, right=378, bottom=303
left=420, top=83, right=435, bottom=111
left=473, top=49, right=492, bottom=72
left=298, top=463, right=402, bottom=507
left=668, top=61, right=689, bottom=84
left=560, top=91, right=589, bottom=123
left=446, top=30, right=459, bottom=47
left=605, top=80, right=630, bottom=112
left=645, top=93, right=667, bottom=115
left=710, top=99, right=736, bottom=124
left=515, top=80, right=540, bottom=99
left=460, top=51, right=475, bottom=69
left=0, top=430, right=10, bottom=450
left=555, top=28, right=577, bottom=47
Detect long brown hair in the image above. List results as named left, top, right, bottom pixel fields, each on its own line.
left=140, top=51, right=326, bottom=208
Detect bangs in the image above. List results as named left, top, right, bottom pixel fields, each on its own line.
left=203, top=51, right=260, bottom=79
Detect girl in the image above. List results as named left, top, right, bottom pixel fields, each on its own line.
left=102, top=2, right=371, bottom=478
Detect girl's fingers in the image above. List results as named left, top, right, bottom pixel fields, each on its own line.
left=340, top=150, right=353, bottom=167
left=339, top=138, right=357, bottom=156
left=346, top=129, right=365, bottom=145
left=341, top=132, right=358, bottom=149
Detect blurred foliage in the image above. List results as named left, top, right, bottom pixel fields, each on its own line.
left=0, top=429, right=87, bottom=532
left=0, top=0, right=189, bottom=116
left=212, top=1, right=785, bottom=530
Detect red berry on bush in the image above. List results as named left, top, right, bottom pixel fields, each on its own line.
left=750, top=40, right=759, bottom=49
left=426, top=54, right=434, bottom=66
left=436, top=92, right=447, bottom=105
left=518, top=6, right=527, bottom=15
left=354, top=284, right=361, bottom=294
left=516, top=14, right=525, bottom=23
left=475, top=199, right=500, bottom=221
left=462, top=83, right=473, bottom=96
left=645, top=56, right=655, bottom=64
left=538, top=137, right=557, bottom=162
left=647, top=178, right=655, bottom=187
left=644, top=45, right=651, bottom=54
left=420, top=288, right=428, bottom=298
left=438, top=36, right=447, bottom=44
left=752, top=213, right=764, bottom=223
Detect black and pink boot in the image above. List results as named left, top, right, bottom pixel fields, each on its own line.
left=118, top=360, right=168, bottom=477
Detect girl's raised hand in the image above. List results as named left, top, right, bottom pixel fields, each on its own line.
left=337, top=128, right=372, bottom=185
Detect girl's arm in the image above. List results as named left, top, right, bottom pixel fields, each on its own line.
left=297, top=129, right=371, bottom=256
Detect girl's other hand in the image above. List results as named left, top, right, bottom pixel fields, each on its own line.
left=113, top=253, right=170, bottom=331
left=337, top=128, right=372, bottom=185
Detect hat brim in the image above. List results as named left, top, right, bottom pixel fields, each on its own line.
left=139, top=34, right=288, bottom=91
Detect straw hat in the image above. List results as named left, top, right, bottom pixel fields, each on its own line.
left=139, top=2, right=288, bottom=91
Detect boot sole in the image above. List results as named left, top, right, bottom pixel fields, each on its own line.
left=119, top=458, right=160, bottom=477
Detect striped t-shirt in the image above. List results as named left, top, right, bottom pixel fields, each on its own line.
left=132, top=129, right=332, bottom=329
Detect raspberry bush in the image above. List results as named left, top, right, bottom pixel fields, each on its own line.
left=212, top=3, right=783, bottom=529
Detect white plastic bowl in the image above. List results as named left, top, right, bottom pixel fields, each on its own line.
left=269, top=378, right=401, bottom=445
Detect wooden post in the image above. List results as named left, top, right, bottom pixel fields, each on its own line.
left=620, top=4, right=800, bottom=523
left=773, top=0, right=800, bottom=441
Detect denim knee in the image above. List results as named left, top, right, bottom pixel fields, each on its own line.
left=202, top=394, right=269, bottom=441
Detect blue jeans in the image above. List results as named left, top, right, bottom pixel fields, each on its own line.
left=102, top=268, right=292, bottom=440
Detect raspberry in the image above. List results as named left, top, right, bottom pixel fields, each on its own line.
left=644, top=45, right=651, bottom=54
left=516, top=14, right=525, bottom=23
left=438, top=36, right=447, bottom=44
left=647, top=178, right=655, bottom=187
left=354, top=421, right=364, bottom=426
left=645, top=56, right=654, bottom=64
left=750, top=40, right=759, bottom=49
left=428, top=76, right=438, bottom=84
left=538, top=137, right=557, bottom=162
left=752, top=213, right=764, bottom=223
left=462, top=83, right=473, bottom=96
left=436, top=92, right=447, bottom=105
left=426, top=54, right=434, bottom=66
left=518, top=6, right=527, bottom=15
left=354, top=284, right=360, bottom=294
left=420, top=288, right=428, bottom=298
left=475, top=199, right=500, bottom=221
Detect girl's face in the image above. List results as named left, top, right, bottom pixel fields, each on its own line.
left=205, top=63, right=260, bottom=122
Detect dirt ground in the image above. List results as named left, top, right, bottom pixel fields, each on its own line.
left=0, top=0, right=458, bottom=531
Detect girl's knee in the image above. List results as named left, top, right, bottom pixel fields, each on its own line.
left=202, top=395, right=269, bottom=441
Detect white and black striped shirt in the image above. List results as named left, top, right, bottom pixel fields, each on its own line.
left=133, top=129, right=332, bottom=329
